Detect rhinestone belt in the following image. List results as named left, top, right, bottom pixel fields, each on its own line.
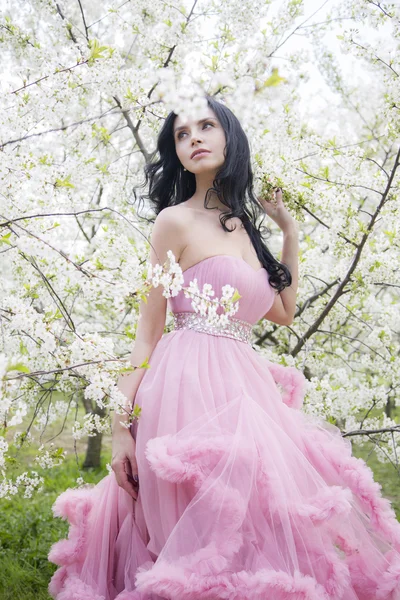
left=172, top=311, right=253, bottom=344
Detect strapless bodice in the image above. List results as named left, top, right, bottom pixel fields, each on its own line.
left=168, top=255, right=275, bottom=326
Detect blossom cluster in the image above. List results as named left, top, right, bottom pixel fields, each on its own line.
left=147, top=250, right=241, bottom=328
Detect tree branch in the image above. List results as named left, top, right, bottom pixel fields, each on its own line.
left=291, top=144, right=400, bottom=357
left=343, top=425, right=400, bottom=438
left=0, top=107, right=122, bottom=148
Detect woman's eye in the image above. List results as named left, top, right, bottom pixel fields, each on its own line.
left=177, top=122, right=212, bottom=139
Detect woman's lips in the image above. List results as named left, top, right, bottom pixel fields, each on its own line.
left=191, top=151, right=211, bottom=159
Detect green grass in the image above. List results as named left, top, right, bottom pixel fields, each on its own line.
left=350, top=404, right=400, bottom=518
left=0, top=438, right=399, bottom=599
left=0, top=452, right=110, bottom=600
left=352, top=443, right=400, bottom=518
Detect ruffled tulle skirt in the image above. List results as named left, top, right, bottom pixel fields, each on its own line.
left=48, top=330, right=400, bottom=599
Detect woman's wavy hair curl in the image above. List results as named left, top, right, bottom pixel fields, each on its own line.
left=134, top=94, right=292, bottom=292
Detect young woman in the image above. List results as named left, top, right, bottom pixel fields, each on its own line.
left=48, top=95, right=400, bottom=600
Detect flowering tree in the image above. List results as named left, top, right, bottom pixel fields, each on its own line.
left=0, top=0, right=399, bottom=498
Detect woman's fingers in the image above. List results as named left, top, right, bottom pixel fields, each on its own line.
left=113, top=459, right=138, bottom=500
left=258, top=187, right=283, bottom=211
left=125, top=458, right=140, bottom=491
left=269, top=187, right=282, bottom=205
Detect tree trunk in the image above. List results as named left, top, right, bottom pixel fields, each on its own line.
left=80, top=392, right=106, bottom=469
left=385, top=396, right=395, bottom=419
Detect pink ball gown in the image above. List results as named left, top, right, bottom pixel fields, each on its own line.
left=48, top=255, right=400, bottom=600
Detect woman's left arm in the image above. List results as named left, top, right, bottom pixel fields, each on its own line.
left=258, top=188, right=299, bottom=325
left=278, top=224, right=299, bottom=322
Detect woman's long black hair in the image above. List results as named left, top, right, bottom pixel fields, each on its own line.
left=133, top=94, right=292, bottom=292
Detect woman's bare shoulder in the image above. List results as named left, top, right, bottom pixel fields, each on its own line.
left=152, top=204, right=195, bottom=237
left=150, top=205, right=193, bottom=264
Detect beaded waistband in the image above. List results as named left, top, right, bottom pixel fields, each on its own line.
left=172, top=311, right=253, bottom=344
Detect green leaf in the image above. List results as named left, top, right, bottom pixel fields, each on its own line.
left=94, top=258, right=105, bottom=270
left=262, top=67, right=287, bottom=88
left=7, top=362, right=30, bottom=374
left=231, top=289, right=242, bottom=303
left=132, top=404, right=142, bottom=419
left=321, top=166, right=329, bottom=179
left=52, top=447, right=65, bottom=457
left=88, top=39, right=109, bottom=66
left=139, top=356, right=151, bottom=370
left=368, top=260, right=381, bottom=272
left=19, top=340, right=29, bottom=356
left=92, top=124, right=111, bottom=144
left=96, top=163, right=110, bottom=175
left=124, top=88, right=137, bottom=103
left=211, top=55, right=219, bottom=72
left=0, top=232, right=12, bottom=245
left=383, top=230, right=395, bottom=244
left=55, top=175, right=74, bottom=188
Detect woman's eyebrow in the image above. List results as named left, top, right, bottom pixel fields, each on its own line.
left=174, top=117, right=217, bottom=135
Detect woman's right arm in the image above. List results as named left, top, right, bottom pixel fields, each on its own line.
left=111, top=207, right=187, bottom=499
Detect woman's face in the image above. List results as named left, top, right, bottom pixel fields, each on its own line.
left=173, top=106, right=226, bottom=175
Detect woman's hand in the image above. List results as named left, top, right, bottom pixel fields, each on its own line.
left=258, top=188, right=297, bottom=234
left=111, top=428, right=139, bottom=500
